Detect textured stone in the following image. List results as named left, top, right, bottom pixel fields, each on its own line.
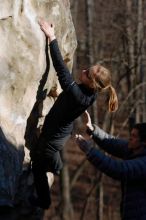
left=0, top=0, right=76, bottom=209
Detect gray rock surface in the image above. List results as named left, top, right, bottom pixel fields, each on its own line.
left=0, top=0, right=76, bottom=214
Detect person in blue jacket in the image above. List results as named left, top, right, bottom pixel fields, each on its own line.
left=30, top=19, right=118, bottom=210
left=75, top=111, right=146, bottom=220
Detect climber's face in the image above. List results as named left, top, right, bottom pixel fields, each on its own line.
left=79, top=68, right=94, bottom=88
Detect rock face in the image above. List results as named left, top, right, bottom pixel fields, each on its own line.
left=0, top=0, right=76, bottom=209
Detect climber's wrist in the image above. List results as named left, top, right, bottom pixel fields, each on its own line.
left=48, top=35, right=56, bottom=43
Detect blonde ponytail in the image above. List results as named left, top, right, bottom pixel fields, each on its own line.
left=89, top=65, right=118, bottom=112
left=108, top=85, right=118, bottom=112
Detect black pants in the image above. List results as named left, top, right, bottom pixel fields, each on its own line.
left=31, top=146, right=64, bottom=208
left=30, top=135, right=70, bottom=209
left=31, top=154, right=63, bottom=209
left=32, top=159, right=51, bottom=209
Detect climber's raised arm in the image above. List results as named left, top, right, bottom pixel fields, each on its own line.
left=39, top=19, right=74, bottom=91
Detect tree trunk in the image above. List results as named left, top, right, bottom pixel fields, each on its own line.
left=60, top=149, right=74, bottom=220
left=85, top=0, right=98, bottom=125
left=135, top=0, right=144, bottom=122
left=126, top=0, right=135, bottom=91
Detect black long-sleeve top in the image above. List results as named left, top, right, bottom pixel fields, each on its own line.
left=41, top=40, right=98, bottom=149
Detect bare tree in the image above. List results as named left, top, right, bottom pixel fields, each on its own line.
left=60, top=149, right=74, bottom=220
left=125, top=0, right=136, bottom=91
left=85, top=0, right=98, bottom=125
left=135, top=0, right=144, bottom=122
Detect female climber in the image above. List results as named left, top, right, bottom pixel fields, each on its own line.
left=30, top=19, right=118, bottom=210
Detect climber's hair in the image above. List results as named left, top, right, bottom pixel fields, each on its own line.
left=88, top=65, right=118, bottom=112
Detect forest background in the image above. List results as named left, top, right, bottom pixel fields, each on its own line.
left=52, top=1, right=146, bottom=220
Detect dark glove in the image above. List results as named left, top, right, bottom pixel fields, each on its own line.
left=75, top=134, right=93, bottom=154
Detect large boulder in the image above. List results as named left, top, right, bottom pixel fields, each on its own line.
left=0, top=0, right=76, bottom=209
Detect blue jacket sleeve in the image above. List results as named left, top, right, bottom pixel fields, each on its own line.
left=87, top=147, right=146, bottom=181
left=92, top=125, right=130, bottom=159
